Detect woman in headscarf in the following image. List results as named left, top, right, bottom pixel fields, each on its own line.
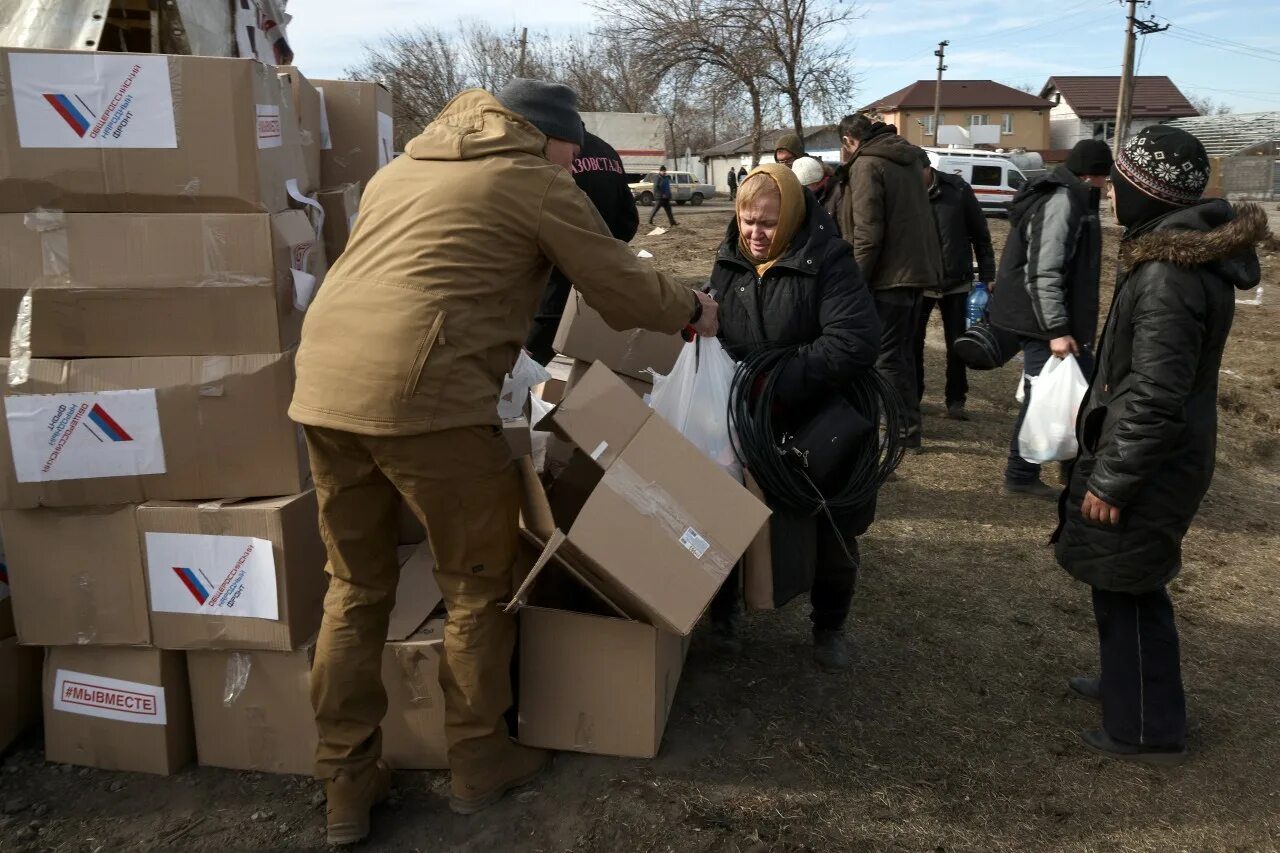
left=706, top=164, right=882, bottom=671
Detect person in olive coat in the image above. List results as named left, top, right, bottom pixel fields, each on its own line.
left=1055, top=126, right=1271, bottom=764
left=706, top=164, right=881, bottom=672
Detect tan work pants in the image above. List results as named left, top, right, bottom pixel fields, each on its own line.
left=304, top=424, right=520, bottom=779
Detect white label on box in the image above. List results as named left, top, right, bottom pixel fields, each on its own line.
left=145, top=532, right=279, bottom=620
left=316, top=88, right=332, bottom=150
left=8, top=53, right=177, bottom=149
left=53, top=669, right=167, bottom=725
left=679, top=527, right=711, bottom=560
left=377, top=110, right=394, bottom=167
left=5, top=389, right=166, bottom=483
left=256, top=104, right=283, bottom=148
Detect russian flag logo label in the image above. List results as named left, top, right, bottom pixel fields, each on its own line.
left=172, top=566, right=211, bottom=605
left=41, top=93, right=93, bottom=137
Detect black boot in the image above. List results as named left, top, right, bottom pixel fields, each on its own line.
left=813, top=629, right=850, bottom=672
left=1068, top=675, right=1101, bottom=702
left=708, top=611, right=742, bottom=655
left=1080, top=729, right=1186, bottom=765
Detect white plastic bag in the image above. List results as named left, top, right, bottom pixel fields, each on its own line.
left=497, top=351, right=551, bottom=420
left=649, top=336, right=741, bottom=482
left=1018, top=354, right=1089, bottom=464
left=529, top=393, right=554, bottom=472
left=1015, top=372, right=1028, bottom=404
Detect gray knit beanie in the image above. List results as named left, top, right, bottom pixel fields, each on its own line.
left=495, top=78, right=584, bottom=146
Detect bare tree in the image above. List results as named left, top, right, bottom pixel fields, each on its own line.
left=737, top=0, right=859, bottom=140
left=346, top=26, right=466, bottom=147
left=597, top=0, right=779, bottom=166
left=555, top=34, right=664, bottom=112
left=1188, top=94, right=1233, bottom=116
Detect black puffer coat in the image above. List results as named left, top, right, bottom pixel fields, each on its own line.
left=928, top=170, right=996, bottom=293
left=711, top=192, right=882, bottom=592
left=1055, top=201, right=1269, bottom=592
left=988, top=165, right=1101, bottom=345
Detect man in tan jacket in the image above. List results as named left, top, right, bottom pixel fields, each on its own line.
left=290, top=79, right=717, bottom=845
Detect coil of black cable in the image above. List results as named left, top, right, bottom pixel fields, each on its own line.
left=728, top=346, right=906, bottom=518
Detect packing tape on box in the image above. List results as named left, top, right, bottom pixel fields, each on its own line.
left=73, top=573, right=99, bottom=645
left=393, top=645, right=437, bottom=706
left=8, top=209, right=71, bottom=387
left=223, top=651, right=253, bottom=706
left=600, top=460, right=735, bottom=582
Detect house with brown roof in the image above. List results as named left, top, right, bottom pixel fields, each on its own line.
left=863, top=80, right=1053, bottom=150
left=1040, top=76, right=1199, bottom=151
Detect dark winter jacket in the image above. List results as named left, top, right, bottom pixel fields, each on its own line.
left=927, top=170, right=996, bottom=295
left=988, top=165, right=1101, bottom=345
left=525, top=129, right=639, bottom=363
left=1055, top=201, right=1270, bottom=593
left=826, top=127, right=943, bottom=292
left=655, top=173, right=673, bottom=200
left=711, top=191, right=882, bottom=599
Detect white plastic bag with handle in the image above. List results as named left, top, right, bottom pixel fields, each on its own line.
left=1018, top=354, right=1089, bottom=464
left=497, top=351, right=551, bottom=420
left=649, top=336, right=741, bottom=482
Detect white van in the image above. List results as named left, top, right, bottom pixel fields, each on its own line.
left=924, top=147, right=1032, bottom=214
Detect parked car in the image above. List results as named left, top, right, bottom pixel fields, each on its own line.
left=630, top=171, right=717, bottom=206
left=923, top=147, right=1029, bottom=214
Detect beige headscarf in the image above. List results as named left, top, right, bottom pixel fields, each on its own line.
left=737, top=163, right=807, bottom=277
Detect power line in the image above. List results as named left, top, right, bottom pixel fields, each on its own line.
left=1161, top=31, right=1280, bottom=66
left=1153, top=18, right=1280, bottom=60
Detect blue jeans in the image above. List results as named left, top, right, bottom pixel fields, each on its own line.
left=1005, top=338, right=1094, bottom=484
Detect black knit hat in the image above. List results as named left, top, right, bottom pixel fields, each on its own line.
left=495, top=78, right=584, bottom=146
left=1114, top=125, right=1210, bottom=205
left=1064, top=139, right=1114, bottom=177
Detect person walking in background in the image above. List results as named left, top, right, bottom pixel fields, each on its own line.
left=1055, top=126, right=1270, bottom=763
left=649, top=165, right=677, bottom=227
left=827, top=113, right=942, bottom=452
left=913, top=151, right=996, bottom=421
left=525, top=126, right=638, bottom=365
left=988, top=139, right=1112, bottom=499
left=728, top=167, right=739, bottom=200
left=290, top=78, right=718, bottom=846
left=738, top=165, right=748, bottom=186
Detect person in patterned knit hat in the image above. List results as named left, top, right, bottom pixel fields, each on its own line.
left=1055, top=125, right=1272, bottom=764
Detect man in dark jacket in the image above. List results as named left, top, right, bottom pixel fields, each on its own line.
left=649, top=165, right=676, bottom=226
left=727, top=167, right=738, bottom=199
left=1054, top=126, right=1270, bottom=764
left=913, top=155, right=996, bottom=419
left=827, top=114, right=942, bottom=449
left=988, top=139, right=1112, bottom=497
left=525, top=127, right=639, bottom=365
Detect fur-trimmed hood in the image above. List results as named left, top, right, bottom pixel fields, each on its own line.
left=1121, top=200, right=1271, bottom=289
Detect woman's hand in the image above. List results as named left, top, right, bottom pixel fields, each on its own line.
left=1082, top=490, right=1121, bottom=525
left=692, top=291, right=720, bottom=337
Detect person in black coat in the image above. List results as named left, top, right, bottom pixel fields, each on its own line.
left=1054, top=126, right=1271, bottom=763
left=912, top=159, right=996, bottom=419
left=706, top=164, right=882, bottom=672
left=988, top=140, right=1111, bottom=498
left=727, top=167, right=739, bottom=199
left=524, top=127, right=639, bottom=364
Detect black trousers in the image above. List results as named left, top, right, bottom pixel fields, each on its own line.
left=912, top=292, right=970, bottom=407
left=711, top=528, right=860, bottom=633
left=1092, top=586, right=1187, bottom=748
left=874, top=289, right=923, bottom=442
left=524, top=273, right=571, bottom=366
left=649, top=197, right=676, bottom=225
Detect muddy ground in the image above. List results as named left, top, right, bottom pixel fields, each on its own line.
left=1, top=210, right=1277, bottom=852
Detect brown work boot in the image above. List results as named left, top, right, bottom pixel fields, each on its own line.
left=449, top=743, right=550, bottom=815
left=324, top=761, right=391, bottom=846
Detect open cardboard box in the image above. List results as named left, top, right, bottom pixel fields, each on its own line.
left=524, top=361, right=769, bottom=636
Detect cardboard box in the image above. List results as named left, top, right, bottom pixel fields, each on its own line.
left=564, top=358, right=653, bottom=399
left=522, top=362, right=769, bottom=636
left=553, top=292, right=684, bottom=381
left=316, top=182, right=360, bottom=261
left=503, top=418, right=534, bottom=459
left=315, top=79, right=394, bottom=193
left=186, top=646, right=316, bottom=775
left=0, top=505, right=150, bottom=646
left=0, top=636, right=41, bottom=752
left=0, top=48, right=309, bottom=213
left=182, top=543, right=443, bottom=776
left=508, top=539, right=687, bottom=758
left=0, top=351, right=308, bottom=509
left=138, top=491, right=326, bottom=651
left=44, top=645, right=194, bottom=775
left=278, top=67, right=322, bottom=192
left=0, top=210, right=322, bottom=358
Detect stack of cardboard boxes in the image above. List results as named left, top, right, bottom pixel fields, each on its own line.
left=0, top=47, right=421, bottom=775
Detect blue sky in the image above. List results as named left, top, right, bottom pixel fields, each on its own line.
left=287, top=0, right=1280, bottom=114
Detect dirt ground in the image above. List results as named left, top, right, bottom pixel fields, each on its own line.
left=1, top=209, right=1277, bottom=852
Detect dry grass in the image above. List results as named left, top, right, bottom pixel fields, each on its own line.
left=0, top=212, right=1275, bottom=852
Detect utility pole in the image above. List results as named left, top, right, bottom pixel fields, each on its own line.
left=932, top=41, right=948, bottom=145
left=1114, top=1, right=1169, bottom=147
left=517, top=27, right=528, bottom=76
